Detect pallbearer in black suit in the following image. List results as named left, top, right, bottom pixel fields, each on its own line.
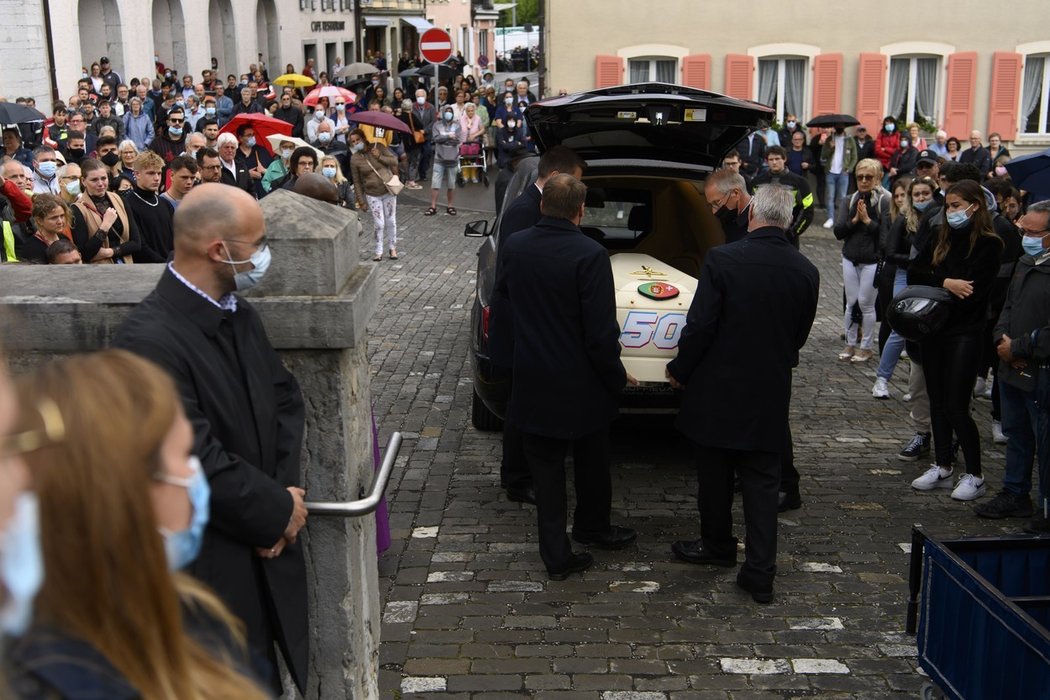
left=666, top=185, right=819, bottom=603
left=491, top=174, right=638, bottom=581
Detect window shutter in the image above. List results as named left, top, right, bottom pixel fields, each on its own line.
left=988, top=52, right=1023, bottom=141
left=855, top=53, right=887, bottom=134
left=723, top=54, right=754, bottom=100
left=681, top=54, right=711, bottom=90
left=944, top=52, right=978, bottom=138
left=595, top=55, right=623, bottom=89
left=811, top=54, right=843, bottom=117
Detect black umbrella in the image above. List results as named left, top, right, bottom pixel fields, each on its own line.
left=401, top=63, right=457, bottom=81
left=0, top=102, right=46, bottom=125
left=807, top=113, right=860, bottom=128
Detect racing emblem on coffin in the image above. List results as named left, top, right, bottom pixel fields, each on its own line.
left=637, top=282, right=680, bottom=300
left=629, top=265, right=668, bottom=279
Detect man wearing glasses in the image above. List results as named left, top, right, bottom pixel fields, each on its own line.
left=151, top=107, right=187, bottom=165
left=115, top=183, right=309, bottom=695
left=195, top=147, right=223, bottom=184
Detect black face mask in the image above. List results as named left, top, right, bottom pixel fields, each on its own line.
left=715, top=203, right=737, bottom=226
left=100, top=152, right=120, bottom=167
left=67, top=148, right=85, bottom=161
left=834, top=127, right=845, bottom=134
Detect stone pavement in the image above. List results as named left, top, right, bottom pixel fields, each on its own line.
left=361, top=198, right=1019, bottom=699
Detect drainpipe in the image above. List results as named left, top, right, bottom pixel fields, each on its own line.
left=41, top=0, right=60, bottom=107
left=354, top=0, right=362, bottom=63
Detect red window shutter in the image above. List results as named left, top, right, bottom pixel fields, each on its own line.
left=681, top=54, right=711, bottom=90
left=855, top=53, right=887, bottom=134
left=988, top=52, right=1023, bottom=141
left=595, top=55, right=624, bottom=89
left=944, top=52, right=978, bottom=138
left=724, top=54, right=754, bottom=100
left=811, top=54, right=843, bottom=117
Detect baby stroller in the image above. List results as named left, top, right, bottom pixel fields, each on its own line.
left=457, top=141, right=488, bottom=187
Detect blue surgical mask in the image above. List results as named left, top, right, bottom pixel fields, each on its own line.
left=336, top=103, right=346, bottom=111
left=786, top=120, right=796, bottom=129
left=318, top=132, right=332, bottom=144
left=223, top=242, right=272, bottom=291
left=912, top=199, right=931, bottom=212
left=1022, top=235, right=1047, bottom=257
left=159, top=457, right=210, bottom=571
left=205, top=107, right=216, bottom=117
left=322, top=165, right=337, bottom=178
left=168, top=126, right=183, bottom=138
left=884, top=123, right=895, bottom=133
left=246, top=136, right=256, bottom=147
left=416, top=96, right=426, bottom=105
left=0, top=493, right=44, bottom=636
left=281, top=148, right=293, bottom=159
left=946, top=206, right=973, bottom=229
left=37, top=161, right=57, bottom=178
left=351, top=142, right=364, bottom=153
left=443, top=111, right=454, bottom=121
left=65, top=180, right=81, bottom=197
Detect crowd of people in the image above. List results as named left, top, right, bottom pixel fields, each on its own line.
left=0, top=53, right=542, bottom=266
left=726, top=114, right=1047, bottom=530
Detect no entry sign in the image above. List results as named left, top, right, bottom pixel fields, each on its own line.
left=419, top=28, right=453, bottom=65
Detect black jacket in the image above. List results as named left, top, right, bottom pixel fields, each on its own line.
left=124, top=187, right=174, bottom=263
left=855, top=136, right=876, bottom=162
left=113, top=267, right=308, bottom=692
left=882, top=213, right=917, bottom=269
left=489, top=183, right=543, bottom=367
left=995, top=254, right=1050, bottom=391
left=491, top=216, right=627, bottom=438
left=834, top=190, right=890, bottom=264
left=908, top=223, right=1002, bottom=336
left=220, top=160, right=254, bottom=195
left=667, top=227, right=819, bottom=451
left=749, top=169, right=814, bottom=242
left=736, top=132, right=766, bottom=178
left=273, top=106, right=305, bottom=138
left=960, top=146, right=992, bottom=180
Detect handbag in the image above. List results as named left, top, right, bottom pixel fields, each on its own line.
left=366, top=156, right=404, bottom=196
left=409, top=111, right=426, bottom=144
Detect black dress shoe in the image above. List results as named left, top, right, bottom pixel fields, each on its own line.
left=505, top=486, right=536, bottom=505
left=547, top=552, right=593, bottom=581
left=670, top=539, right=736, bottom=567
left=572, top=525, right=638, bottom=550
left=736, top=575, right=774, bottom=604
left=778, top=491, right=802, bottom=512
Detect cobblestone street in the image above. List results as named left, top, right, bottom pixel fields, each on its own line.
left=363, top=197, right=1013, bottom=699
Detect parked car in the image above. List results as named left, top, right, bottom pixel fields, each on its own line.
left=464, top=82, right=773, bottom=430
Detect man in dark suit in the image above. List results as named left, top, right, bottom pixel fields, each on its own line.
left=736, top=128, right=767, bottom=181
left=216, top=132, right=254, bottom=195
left=491, top=146, right=586, bottom=505
left=960, top=130, right=992, bottom=181
left=115, top=183, right=309, bottom=693
left=666, top=184, right=819, bottom=604
left=703, top=168, right=753, bottom=244
left=491, top=174, right=637, bottom=580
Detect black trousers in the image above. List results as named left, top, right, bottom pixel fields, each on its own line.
left=500, top=419, right=533, bottom=490
left=696, top=443, right=780, bottom=590
left=781, top=425, right=799, bottom=496
left=521, top=429, right=612, bottom=571
left=921, top=332, right=983, bottom=474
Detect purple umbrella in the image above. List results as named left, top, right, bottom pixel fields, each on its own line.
left=350, top=110, right=412, bottom=135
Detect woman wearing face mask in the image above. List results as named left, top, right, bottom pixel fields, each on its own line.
left=874, top=116, right=901, bottom=186
left=349, top=129, right=400, bottom=260
left=492, top=91, right=520, bottom=130
left=496, top=114, right=525, bottom=170
left=425, top=107, right=461, bottom=217
left=70, top=158, right=139, bottom=264
left=834, top=158, right=890, bottom=363
left=306, top=99, right=334, bottom=143
left=320, top=154, right=352, bottom=208
left=331, top=100, right=351, bottom=144
left=873, top=176, right=936, bottom=399
left=908, top=180, right=1003, bottom=501
left=888, top=134, right=919, bottom=185
left=3, top=350, right=271, bottom=700
left=262, top=139, right=295, bottom=193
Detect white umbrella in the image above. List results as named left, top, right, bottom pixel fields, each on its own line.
left=265, top=134, right=324, bottom=163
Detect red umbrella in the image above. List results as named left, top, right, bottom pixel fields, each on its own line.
left=349, top=110, right=412, bottom=135
left=303, top=85, right=357, bottom=107
left=218, top=113, right=292, bottom=155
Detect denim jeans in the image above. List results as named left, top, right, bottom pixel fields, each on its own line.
left=1000, top=378, right=1043, bottom=497
left=825, top=171, right=850, bottom=222
left=876, top=269, right=908, bottom=380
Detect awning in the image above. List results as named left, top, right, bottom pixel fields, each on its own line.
left=493, top=3, right=517, bottom=11
left=400, top=17, right=434, bottom=32
left=364, top=16, right=391, bottom=27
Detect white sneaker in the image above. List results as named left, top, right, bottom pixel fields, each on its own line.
left=912, top=464, right=954, bottom=491
left=992, top=421, right=1007, bottom=444
left=823, top=218, right=834, bottom=229
left=951, top=473, right=986, bottom=501
left=973, top=377, right=987, bottom=398
left=872, top=377, right=890, bottom=399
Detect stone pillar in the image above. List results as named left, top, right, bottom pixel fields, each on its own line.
left=0, top=191, right=379, bottom=699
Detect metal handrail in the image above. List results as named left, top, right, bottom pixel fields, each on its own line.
left=305, top=432, right=402, bottom=517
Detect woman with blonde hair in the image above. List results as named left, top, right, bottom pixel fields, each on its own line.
left=4, top=350, right=271, bottom=700
left=908, top=180, right=1002, bottom=501
left=834, top=157, right=890, bottom=362
left=319, top=153, right=353, bottom=208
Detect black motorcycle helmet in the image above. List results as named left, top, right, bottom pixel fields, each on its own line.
left=886, top=285, right=955, bottom=341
